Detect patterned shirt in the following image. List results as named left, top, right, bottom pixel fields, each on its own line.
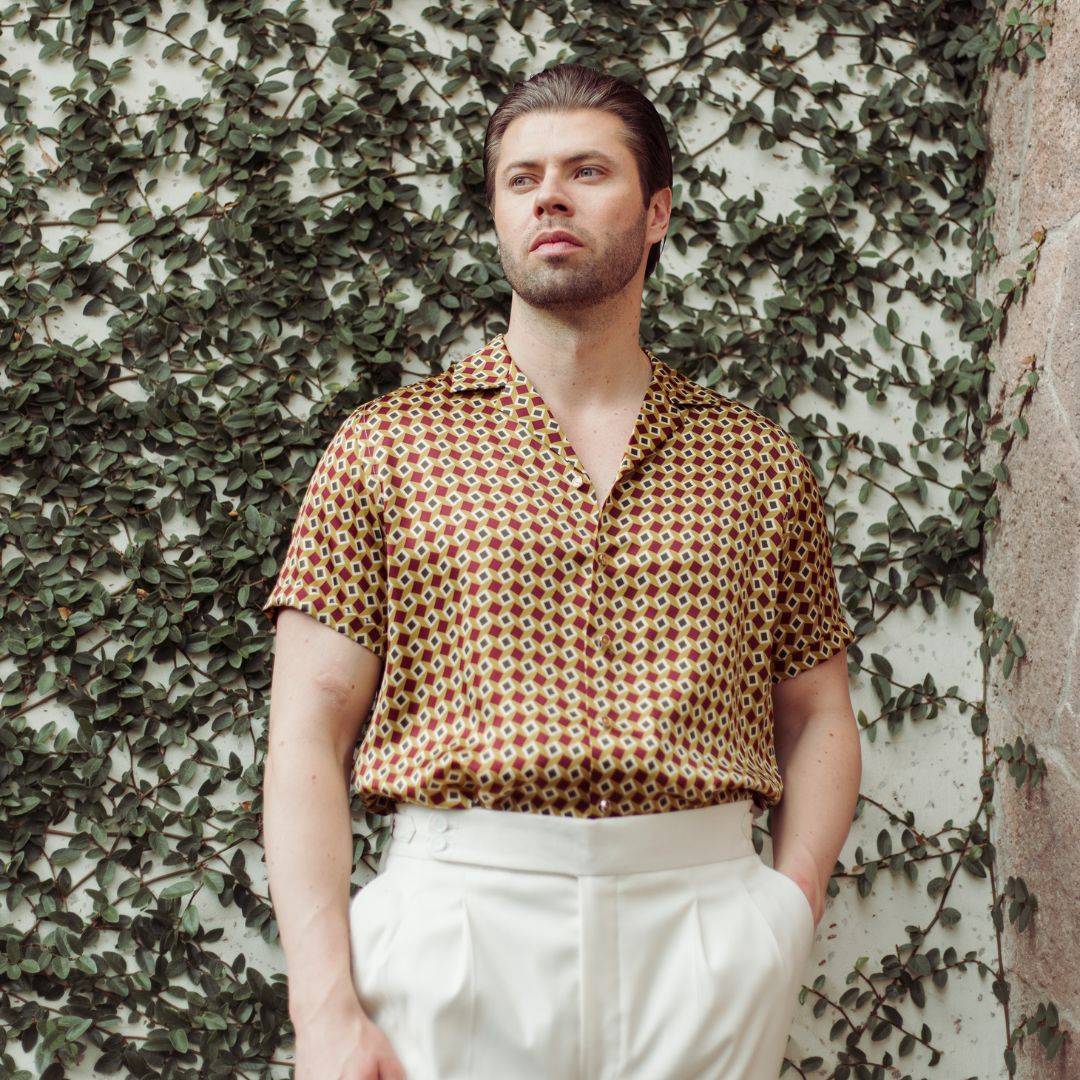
left=262, top=332, right=856, bottom=818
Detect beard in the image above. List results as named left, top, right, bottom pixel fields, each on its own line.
left=497, top=209, right=649, bottom=310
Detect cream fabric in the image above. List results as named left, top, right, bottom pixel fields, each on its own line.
left=348, top=798, right=816, bottom=1079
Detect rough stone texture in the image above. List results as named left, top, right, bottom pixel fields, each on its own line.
left=1014, top=10, right=1080, bottom=240
left=983, top=6, right=1080, bottom=1077
left=983, top=50, right=1035, bottom=255
left=1048, top=229, right=1080, bottom=447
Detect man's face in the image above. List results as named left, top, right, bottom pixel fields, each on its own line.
left=491, top=109, right=667, bottom=311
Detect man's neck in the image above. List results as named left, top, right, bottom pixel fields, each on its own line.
left=501, top=318, right=650, bottom=414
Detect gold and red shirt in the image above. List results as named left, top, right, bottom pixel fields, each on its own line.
left=262, top=332, right=856, bottom=818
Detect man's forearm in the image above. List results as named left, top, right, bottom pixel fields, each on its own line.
left=263, top=739, right=361, bottom=1026
left=771, top=708, right=862, bottom=924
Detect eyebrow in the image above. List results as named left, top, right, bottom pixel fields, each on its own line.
left=499, top=150, right=619, bottom=179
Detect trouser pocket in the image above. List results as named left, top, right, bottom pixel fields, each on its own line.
left=741, top=858, right=816, bottom=983
left=347, top=855, right=409, bottom=1024
left=617, top=856, right=806, bottom=1080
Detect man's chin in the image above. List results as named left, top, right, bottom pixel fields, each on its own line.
left=507, top=271, right=601, bottom=305
left=517, top=289, right=600, bottom=310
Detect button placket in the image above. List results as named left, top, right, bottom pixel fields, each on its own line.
left=424, top=812, right=450, bottom=853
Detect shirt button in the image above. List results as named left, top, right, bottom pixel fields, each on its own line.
left=596, top=552, right=610, bottom=567
left=598, top=633, right=611, bottom=652
left=598, top=798, right=611, bottom=813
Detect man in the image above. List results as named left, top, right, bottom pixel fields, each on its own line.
left=261, top=62, right=860, bottom=1080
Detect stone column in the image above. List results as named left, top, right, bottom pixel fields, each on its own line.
left=981, top=7, right=1079, bottom=1078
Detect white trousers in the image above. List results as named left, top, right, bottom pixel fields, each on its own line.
left=348, top=798, right=816, bottom=1080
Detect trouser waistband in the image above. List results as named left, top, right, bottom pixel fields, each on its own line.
left=384, top=798, right=759, bottom=876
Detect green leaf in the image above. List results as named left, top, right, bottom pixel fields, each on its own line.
left=161, top=879, right=196, bottom=901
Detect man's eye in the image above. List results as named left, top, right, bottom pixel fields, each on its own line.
left=509, top=167, right=602, bottom=188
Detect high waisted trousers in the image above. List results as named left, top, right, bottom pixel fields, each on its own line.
left=347, top=797, right=816, bottom=1080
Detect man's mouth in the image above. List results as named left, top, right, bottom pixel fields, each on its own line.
left=533, top=240, right=582, bottom=254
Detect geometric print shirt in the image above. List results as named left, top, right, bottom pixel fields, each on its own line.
left=262, top=332, right=857, bottom=819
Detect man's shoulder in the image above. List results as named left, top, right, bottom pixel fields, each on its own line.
left=694, top=386, right=801, bottom=460
left=341, top=367, right=457, bottom=438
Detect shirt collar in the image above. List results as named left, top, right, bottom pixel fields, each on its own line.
left=447, top=332, right=719, bottom=409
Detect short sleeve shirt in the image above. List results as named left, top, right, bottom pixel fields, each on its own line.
left=262, top=332, right=857, bottom=818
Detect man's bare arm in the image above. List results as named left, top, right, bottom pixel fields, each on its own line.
left=261, top=607, right=384, bottom=1029
left=770, top=649, right=861, bottom=926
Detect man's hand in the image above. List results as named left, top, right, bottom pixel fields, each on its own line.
left=294, top=995, right=406, bottom=1080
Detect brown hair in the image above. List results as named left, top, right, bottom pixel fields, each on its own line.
left=483, top=63, right=673, bottom=279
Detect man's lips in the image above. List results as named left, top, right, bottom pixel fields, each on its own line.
left=532, top=239, right=583, bottom=254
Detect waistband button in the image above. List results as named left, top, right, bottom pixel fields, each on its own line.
left=430, top=815, right=449, bottom=833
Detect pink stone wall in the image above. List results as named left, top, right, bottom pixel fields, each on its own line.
left=981, top=7, right=1079, bottom=1076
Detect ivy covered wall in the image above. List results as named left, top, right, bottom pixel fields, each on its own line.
left=0, top=1, right=1066, bottom=1077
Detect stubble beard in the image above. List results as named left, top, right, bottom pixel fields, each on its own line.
left=498, top=211, right=648, bottom=311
